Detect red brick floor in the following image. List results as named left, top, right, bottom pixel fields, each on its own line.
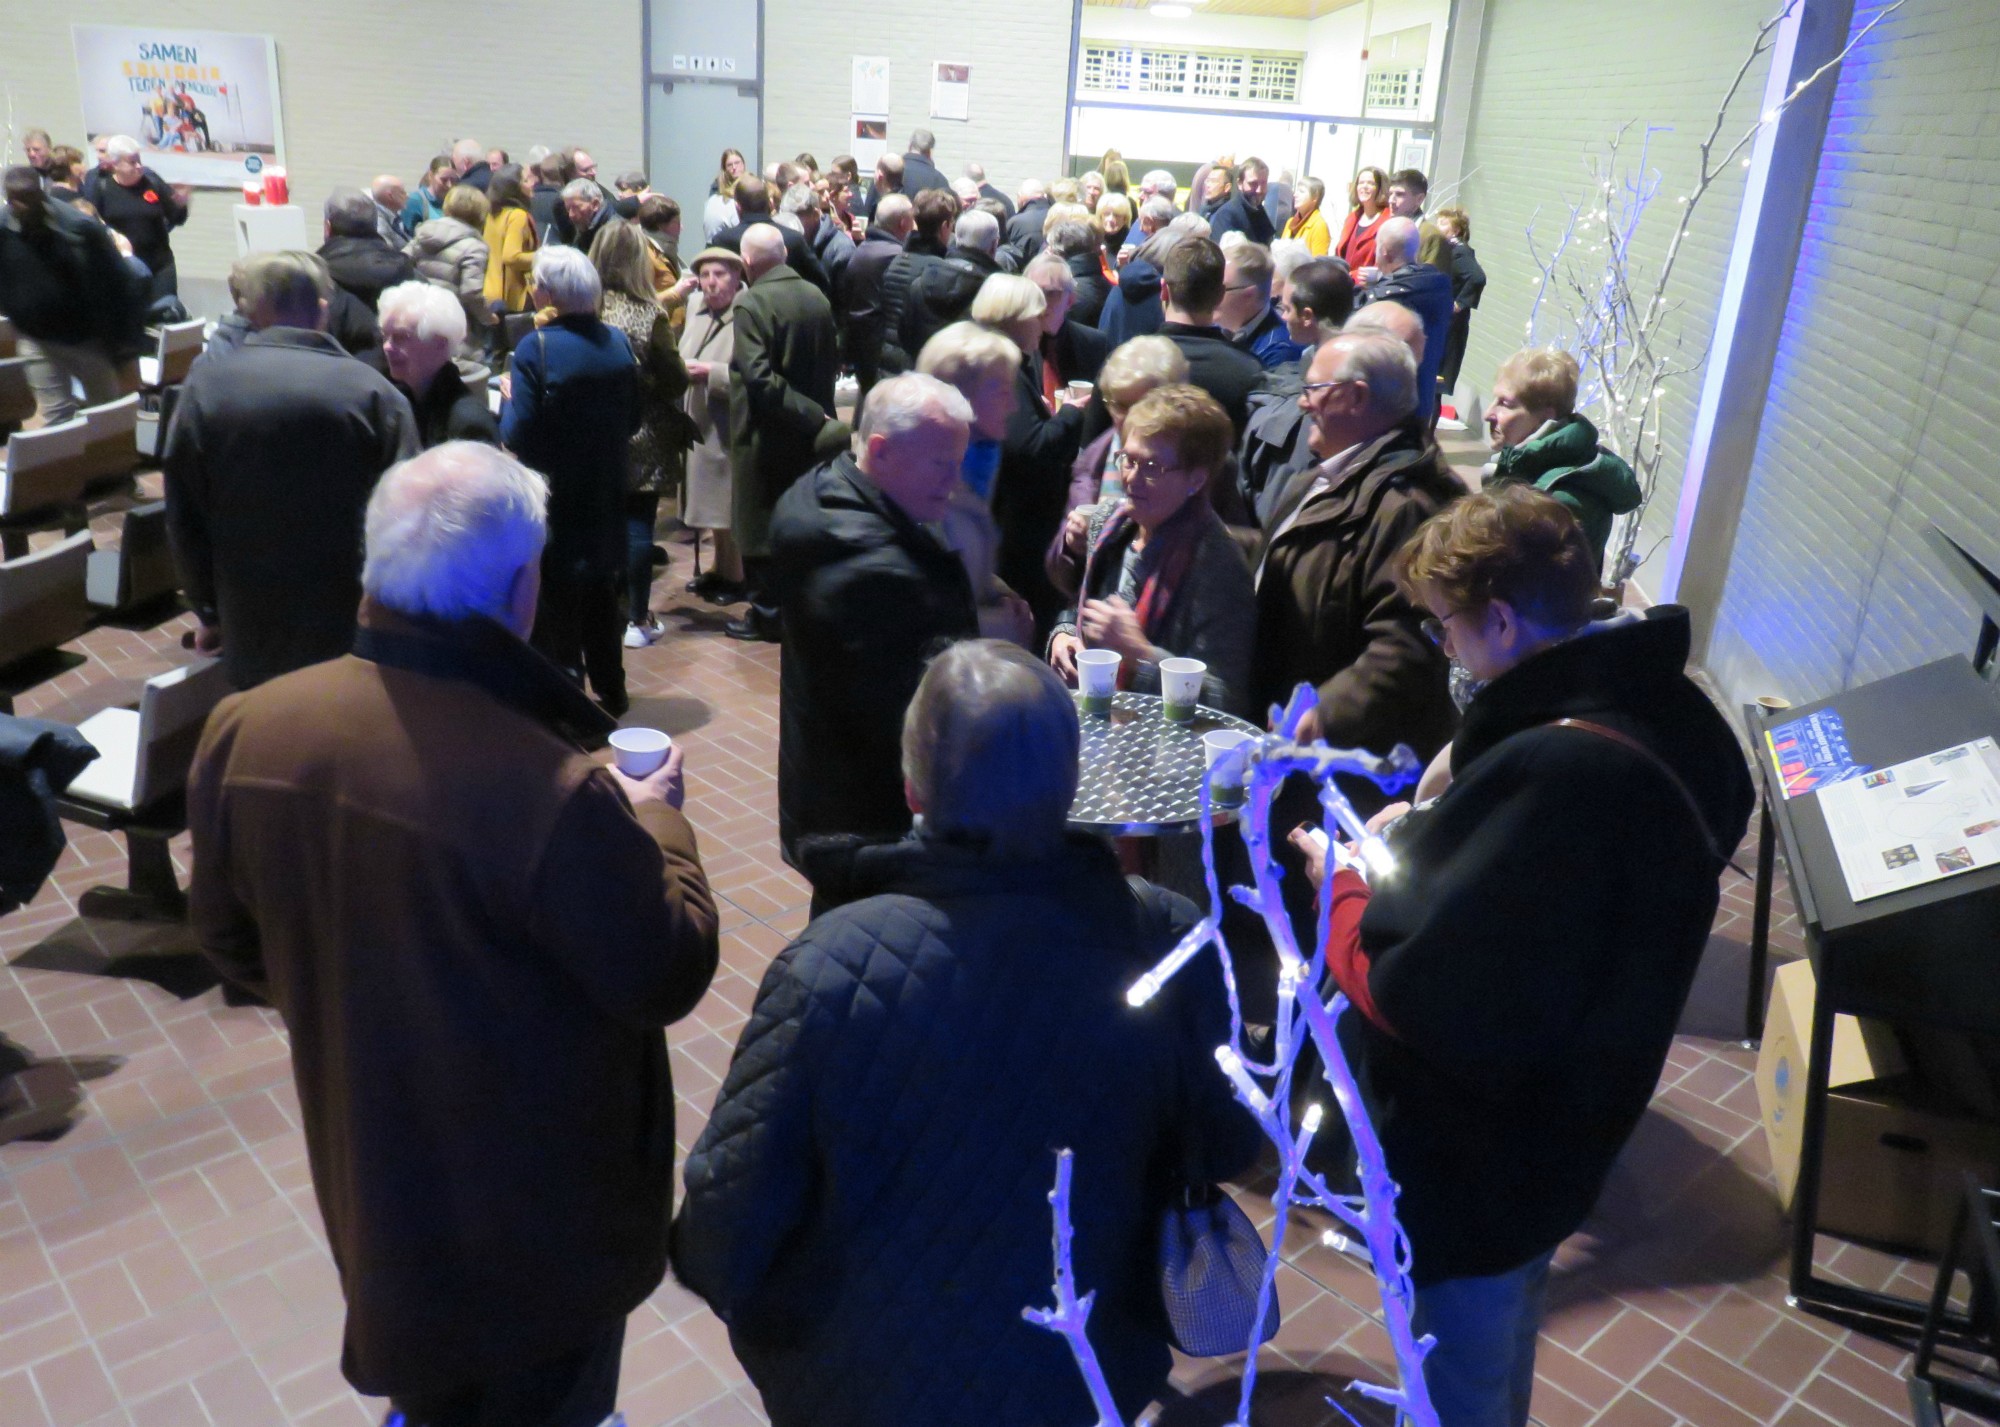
left=0, top=469, right=1977, bottom=1426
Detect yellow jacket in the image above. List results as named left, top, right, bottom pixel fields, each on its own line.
left=482, top=207, right=537, bottom=311
left=1282, top=205, right=1332, bottom=256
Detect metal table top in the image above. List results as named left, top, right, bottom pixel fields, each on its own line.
left=1067, top=691, right=1262, bottom=836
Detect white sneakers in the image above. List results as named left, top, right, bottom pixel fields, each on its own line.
left=623, top=620, right=660, bottom=649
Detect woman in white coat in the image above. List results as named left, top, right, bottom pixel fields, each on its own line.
left=677, top=245, right=746, bottom=600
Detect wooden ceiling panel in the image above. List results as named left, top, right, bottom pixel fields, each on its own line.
left=1083, top=0, right=1365, bottom=18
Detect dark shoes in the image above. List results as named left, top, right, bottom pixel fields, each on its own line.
left=687, top=570, right=748, bottom=606
left=724, top=611, right=781, bottom=643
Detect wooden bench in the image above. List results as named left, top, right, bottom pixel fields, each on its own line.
left=0, top=419, right=92, bottom=559
left=0, top=357, right=35, bottom=439
left=55, top=658, right=232, bottom=921
left=0, top=529, right=92, bottom=672
left=86, top=500, right=178, bottom=615
left=136, top=320, right=206, bottom=459
left=78, top=394, right=141, bottom=488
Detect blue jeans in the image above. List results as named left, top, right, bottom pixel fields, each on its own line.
left=624, top=490, right=663, bottom=625
left=1407, top=1250, right=1553, bottom=1427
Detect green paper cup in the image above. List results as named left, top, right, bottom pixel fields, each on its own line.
left=1160, top=657, right=1205, bottom=721
left=1077, top=648, right=1120, bottom=715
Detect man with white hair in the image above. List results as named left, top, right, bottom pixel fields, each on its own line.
left=187, top=441, right=719, bottom=1427
left=950, top=176, right=980, bottom=211
left=1005, top=178, right=1051, bottom=252
left=368, top=174, right=408, bottom=244
left=560, top=177, right=612, bottom=251
left=378, top=280, right=496, bottom=447
left=965, top=160, right=1015, bottom=221
left=1138, top=168, right=1181, bottom=206
left=164, top=251, right=419, bottom=689
left=783, top=181, right=853, bottom=286
left=897, top=207, right=1003, bottom=360
left=728, top=224, right=846, bottom=641
left=766, top=372, right=981, bottom=899
left=317, top=185, right=415, bottom=362
left=1356, top=214, right=1454, bottom=422
left=451, top=136, right=492, bottom=192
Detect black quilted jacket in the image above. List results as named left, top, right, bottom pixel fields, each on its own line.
left=671, top=834, right=1261, bottom=1425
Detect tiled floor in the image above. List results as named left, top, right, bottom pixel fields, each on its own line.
left=0, top=462, right=1977, bottom=1427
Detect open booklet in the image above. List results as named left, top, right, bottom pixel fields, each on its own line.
left=1817, top=737, right=2000, bottom=901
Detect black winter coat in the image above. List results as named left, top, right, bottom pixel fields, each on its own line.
left=163, top=328, right=420, bottom=689
left=768, top=456, right=979, bottom=864
left=898, top=244, right=1001, bottom=360
left=729, top=267, right=842, bottom=561
left=0, top=199, right=146, bottom=355
left=1160, top=321, right=1266, bottom=436
left=1345, top=607, right=1753, bottom=1284
left=1097, top=257, right=1164, bottom=345
left=993, top=358, right=1087, bottom=635
left=319, top=234, right=416, bottom=311
left=839, top=226, right=905, bottom=388
left=874, top=234, right=948, bottom=375
left=672, top=833, right=1261, bottom=1427
left=712, top=216, right=832, bottom=298
left=1207, top=193, right=1276, bottom=247
left=1064, top=249, right=1113, bottom=328
left=1357, top=261, right=1454, bottom=418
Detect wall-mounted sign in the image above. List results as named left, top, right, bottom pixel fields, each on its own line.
left=71, top=24, right=285, bottom=188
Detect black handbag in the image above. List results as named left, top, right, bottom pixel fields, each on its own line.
left=1126, top=876, right=1282, bottom=1355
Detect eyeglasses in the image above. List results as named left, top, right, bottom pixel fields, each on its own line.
left=1113, top=452, right=1187, bottom=481
left=1421, top=608, right=1472, bottom=647
left=1299, top=377, right=1360, bottom=397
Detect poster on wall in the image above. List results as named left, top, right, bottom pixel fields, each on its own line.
left=851, top=117, right=889, bottom=173
left=931, top=63, right=971, bottom=122
left=851, top=55, right=891, bottom=116
left=71, top=24, right=285, bottom=188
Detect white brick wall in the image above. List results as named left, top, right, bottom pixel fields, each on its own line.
left=1705, top=0, right=2000, bottom=706
left=761, top=0, right=1074, bottom=201
left=3, top=1, right=644, bottom=299
left=1453, top=0, right=1776, bottom=584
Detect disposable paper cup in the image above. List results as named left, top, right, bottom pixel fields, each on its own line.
left=1067, top=380, right=1095, bottom=403
left=1756, top=695, right=1792, bottom=711
left=1159, top=657, right=1205, bottom=721
left=1077, top=648, right=1121, bottom=715
left=262, top=168, right=288, bottom=205
left=609, top=727, right=672, bottom=778
left=1203, top=729, right=1255, bottom=807
left=240, top=181, right=263, bottom=206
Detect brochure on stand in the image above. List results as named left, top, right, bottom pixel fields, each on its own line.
left=1817, top=737, right=2000, bottom=901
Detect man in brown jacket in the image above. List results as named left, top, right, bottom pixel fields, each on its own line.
left=187, top=442, right=720, bottom=1427
left=1252, top=326, right=1463, bottom=782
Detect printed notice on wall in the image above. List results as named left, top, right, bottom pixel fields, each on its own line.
left=931, top=62, right=971, bottom=121
left=72, top=24, right=285, bottom=187
left=852, top=56, right=891, bottom=116
left=1816, top=738, right=2000, bottom=901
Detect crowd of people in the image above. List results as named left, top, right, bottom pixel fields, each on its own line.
left=1, top=122, right=1745, bottom=1427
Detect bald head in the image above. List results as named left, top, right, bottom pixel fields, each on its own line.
left=1346, top=300, right=1425, bottom=362
left=371, top=174, right=406, bottom=210
left=1374, top=216, right=1420, bottom=272
left=741, top=224, right=787, bottom=280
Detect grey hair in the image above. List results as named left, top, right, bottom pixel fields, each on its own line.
left=1345, top=300, right=1426, bottom=362
left=954, top=208, right=999, bottom=255
left=1141, top=169, right=1178, bottom=195
left=875, top=193, right=914, bottom=230
left=857, top=371, right=974, bottom=446
left=240, top=251, right=332, bottom=326
left=1374, top=216, right=1420, bottom=267
left=1139, top=195, right=1176, bottom=230
left=902, top=640, right=1080, bottom=858
left=774, top=212, right=804, bottom=234
left=1017, top=178, right=1048, bottom=202
left=103, top=135, right=141, bottom=162
left=452, top=138, right=483, bottom=166
left=531, top=244, right=601, bottom=314
left=1324, top=330, right=1419, bottom=423
left=363, top=443, right=548, bottom=623
left=1270, top=238, right=1312, bottom=286
left=951, top=177, right=981, bottom=204
left=376, top=280, right=468, bottom=347
left=963, top=161, right=987, bottom=182
left=523, top=145, right=552, bottom=167
left=1166, top=211, right=1209, bottom=239
left=560, top=178, right=602, bottom=207
left=1024, top=252, right=1075, bottom=295
left=780, top=182, right=820, bottom=215
left=1227, top=241, right=1275, bottom=295
left=323, top=185, right=378, bottom=239
left=1099, top=334, right=1188, bottom=400
left=1043, top=219, right=1097, bottom=260
left=909, top=127, right=936, bottom=154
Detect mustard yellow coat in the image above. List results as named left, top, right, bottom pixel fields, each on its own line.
left=482, top=207, right=537, bottom=312
left=1282, top=205, right=1332, bottom=257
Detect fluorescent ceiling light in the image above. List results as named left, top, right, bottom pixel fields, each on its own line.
left=1151, top=3, right=1194, bottom=16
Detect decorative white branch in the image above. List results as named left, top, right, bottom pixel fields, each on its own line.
left=1522, top=0, right=1908, bottom=588
left=1024, top=1148, right=1127, bottom=1427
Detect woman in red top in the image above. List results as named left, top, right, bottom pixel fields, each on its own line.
left=1333, top=166, right=1390, bottom=278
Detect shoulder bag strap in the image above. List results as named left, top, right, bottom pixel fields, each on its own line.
left=1549, top=717, right=1724, bottom=867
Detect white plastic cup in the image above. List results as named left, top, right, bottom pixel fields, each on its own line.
left=1077, top=648, right=1121, bottom=714
left=1159, top=657, right=1206, bottom=721
left=1066, top=379, right=1095, bottom=405
left=1203, top=729, right=1255, bottom=806
left=608, top=727, right=672, bottom=778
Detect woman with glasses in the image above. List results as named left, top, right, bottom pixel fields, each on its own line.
left=1293, top=484, right=1751, bottom=1427
left=1045, top=385, right=1255, bottom=716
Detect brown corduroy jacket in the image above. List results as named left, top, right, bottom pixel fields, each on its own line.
left=187, top=603, right=719, bottom=1397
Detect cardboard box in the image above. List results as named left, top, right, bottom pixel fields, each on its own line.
left=1757, top=958, right=2000, bottom=1258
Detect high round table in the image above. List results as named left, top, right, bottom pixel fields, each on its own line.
left=1067, top=690, right=1263, bottom=837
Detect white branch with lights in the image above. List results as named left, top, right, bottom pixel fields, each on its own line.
left=1026, top=685, right=1436, bottom=1427
left=1522, top=0, right=1908, bottom=589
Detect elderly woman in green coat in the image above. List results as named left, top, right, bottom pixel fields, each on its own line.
left=1482, top=346, right=1640, bottom=571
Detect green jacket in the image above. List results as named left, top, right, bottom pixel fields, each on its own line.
left=1489, top=414, right=1641, bottom=567
left=727, top=265, right=844, bottom=559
